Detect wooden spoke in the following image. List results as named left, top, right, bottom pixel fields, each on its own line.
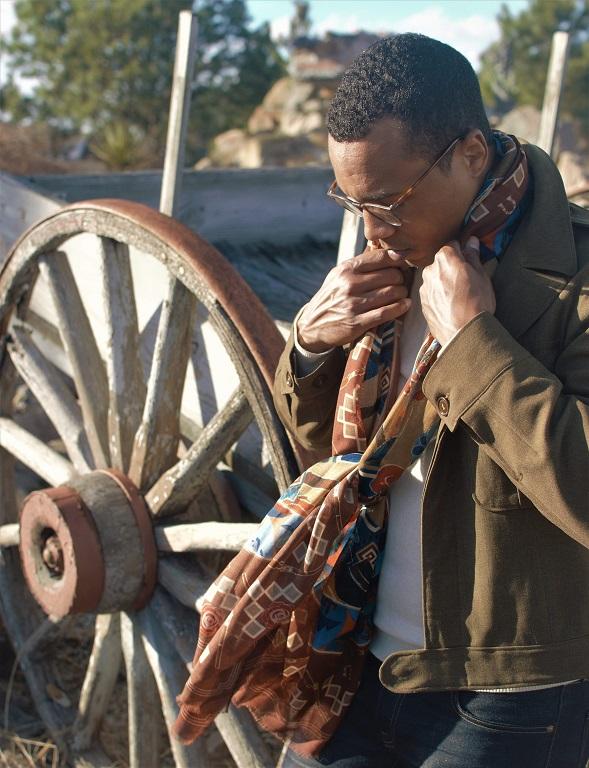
left=99, top=238, right=146, bottom=473
left=0, top=524, right=19, bottom=547
left=7, top=322, right=93, bottom=473
left=73, top=747, right=116, bottom=767
left=133, top=599, right=207, bottom=767
left=146, top=388, right=252, bottom=517
left=157, top=557, right=212, bottom=612
left=39, top=251, right=109, bottom=468
left=72, top=614, right=122, bottom=753
left=148, top=588, right=275, bottom=768
left=0, top=417, right=74, bottom=486
left=120, top=612, right=163, bottom=768
left=129, top=276, right=195, bottom=491
left=155, top=521, right=258, bottom=553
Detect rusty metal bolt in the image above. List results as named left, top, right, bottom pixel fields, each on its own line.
left=41, top=535, right=64, bottom=576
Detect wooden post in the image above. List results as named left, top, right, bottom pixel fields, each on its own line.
left=159, top=10, right=199, bottom=217
left=537, top=30, right=570, bottom=159
left=337, top=209, right=365, bottom=264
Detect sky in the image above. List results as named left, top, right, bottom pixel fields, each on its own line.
left=0, top=0, right=530, bottom=90
left=248, top=0, right=529, bottom=70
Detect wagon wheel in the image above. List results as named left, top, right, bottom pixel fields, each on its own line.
left=0, top=200, right=306, bottom=767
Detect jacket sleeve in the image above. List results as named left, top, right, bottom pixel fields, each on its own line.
left=273, top=327, right=346, bottom=453
left=422, top=271, right=589, bottom=549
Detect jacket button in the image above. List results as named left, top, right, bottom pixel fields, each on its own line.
left=286, top=371, right=294, bottom=387
left=437, top=396, right=450, bottom=417
left=313, top=374, right=327, bottom=389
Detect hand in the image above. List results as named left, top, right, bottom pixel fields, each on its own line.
left=297, top=247, right=412, bottom=353
left=420, top=236, right=496, bottom=347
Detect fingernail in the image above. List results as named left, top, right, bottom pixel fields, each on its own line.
left=467, top=236, right=479, bottom=249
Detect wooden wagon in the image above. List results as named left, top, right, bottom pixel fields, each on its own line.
left=0, top=167, right=345, bottom=767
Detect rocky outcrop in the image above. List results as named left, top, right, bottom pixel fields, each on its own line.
left=197, top=31, right=381, bottom=169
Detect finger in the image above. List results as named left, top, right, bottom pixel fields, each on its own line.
left=355, top=298, right=412, bottom=329
left=353, top=248, right=413, bottom=273
left=350, top=267, right=406, bottom=290
left=356, top=284, right=409, bottom=309
left=462, top=235, right=482, bottom=269
left=436, top=240, right=462, bottom=260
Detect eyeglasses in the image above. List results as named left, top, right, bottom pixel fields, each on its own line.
left=327, top=136, right=463, bottom=227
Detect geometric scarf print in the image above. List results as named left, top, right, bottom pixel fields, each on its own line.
left=173, top=131, right=531, bottom=759
left=463, top=131, right=529, bottom=262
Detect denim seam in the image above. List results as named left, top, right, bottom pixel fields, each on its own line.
left=385, top=693, right=406, bottom=746
left=451, top=691, right=557, bottom=735
left=542, top=684, right=564, bottom=768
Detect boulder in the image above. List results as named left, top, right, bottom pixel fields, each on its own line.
left=208, top=128, right=248, bottom=167
left=558, top=151, right=589, bottom=198
left=262, top=77, right=299, bottom=111
left=248, top=106, right=278, bottom=135
left=280, top=111, right=324, bottom=137
left=497, top=105, right=586, bottom=154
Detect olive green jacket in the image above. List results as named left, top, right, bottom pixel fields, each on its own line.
left=273, top=144, right=589, bottom=692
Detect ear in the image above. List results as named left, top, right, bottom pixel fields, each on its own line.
left=458, top=129, right=491, bottom=179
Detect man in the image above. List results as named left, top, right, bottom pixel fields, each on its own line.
left=272, top=33, right=589, bottom=768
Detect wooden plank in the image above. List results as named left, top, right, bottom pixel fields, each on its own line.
left=0, top=173, right=61, bottom=264
left=99, top=238, right=146, bottom=473
left=146, top=388, right=252, bottom=517
left=337, top=209, right=365, bottom=264
left=7, top=322, right=93, bottom=473
left=160, top=11, right=199, bottom=217
left=129, top=276, right=196, bottom=490
left=155, top=521, right=258, bottom=553
left=120, top=612, right=162, bottom=768
left=72, top=614, right=122, bottom=753
left=0, top=417, right=74, bottom=486
left=537, top=31, right=570, bottom=158
left=22, top=166, right=339, bottom=246
left=39, top=251, right=110, bottom=468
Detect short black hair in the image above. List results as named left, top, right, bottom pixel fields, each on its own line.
left=327, top=33, right=491, bottom=165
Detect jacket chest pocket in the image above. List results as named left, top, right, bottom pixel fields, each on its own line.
left=473, top=451, right=533, bottom=511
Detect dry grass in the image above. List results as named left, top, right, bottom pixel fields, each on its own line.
left=0, top=617, right=255, bottom=767
left=0, top=122, right=105, bottom=176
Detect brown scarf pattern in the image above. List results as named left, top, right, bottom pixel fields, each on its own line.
left=173, top=133, right=529, bottom=759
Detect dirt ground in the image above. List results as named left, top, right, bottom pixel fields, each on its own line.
left=0, top=617, right=278, bottom=767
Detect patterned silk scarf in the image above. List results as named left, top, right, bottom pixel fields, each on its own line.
left=174, top=132, right=530, bottom=758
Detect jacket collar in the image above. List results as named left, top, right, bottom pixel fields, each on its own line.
left=492, top=143, right=577, bottom=340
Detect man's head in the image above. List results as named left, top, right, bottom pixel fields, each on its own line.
left=326, top=33, right=493, bottom=266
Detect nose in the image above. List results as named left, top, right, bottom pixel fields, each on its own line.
left=362, top=209, right=399, bottom=244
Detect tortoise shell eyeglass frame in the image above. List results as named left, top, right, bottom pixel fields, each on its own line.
left=327, top=136, right=464, bottom=227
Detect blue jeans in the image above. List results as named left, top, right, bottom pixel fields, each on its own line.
left=281, top=653, right=589, bottom=768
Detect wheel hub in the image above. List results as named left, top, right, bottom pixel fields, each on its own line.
left=18, top=469, right=157, bottom=618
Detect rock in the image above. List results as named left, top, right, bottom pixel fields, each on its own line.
left=558, top=151, right=589, bottom=197
left=497, top=105, right=586, bottom=155
left=248, top=106, right=278, bottom=134
left=497, top=105, right=541, bottom=144
left=194, top=156, right=212, bottom=170
left=208, top=128, right=248, bottom=167
left=282, top=81, right=315, bottom=114
left=262, top=77, right=297, bottom=111
left=280, top=110, right=324, bottom=137
left=302, top=98, right=322, bottom=114
left=290, top=31, right=381, bottom=81
left=255, top=134, right=328, bottom=167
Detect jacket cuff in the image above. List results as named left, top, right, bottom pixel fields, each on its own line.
left=276, top=329, right=345, bottom=399
left=422, top=312, right=531, bottom=431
